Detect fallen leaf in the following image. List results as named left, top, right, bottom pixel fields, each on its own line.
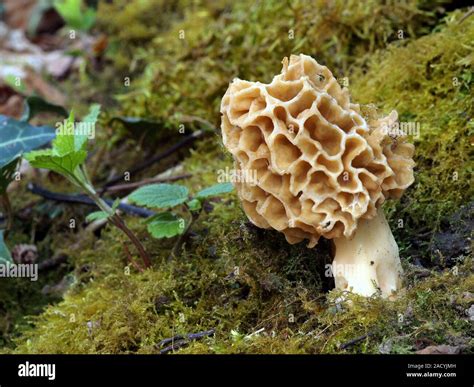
left=416, top=345, right=463, bottom=355
left=0, top=83, right=24, bottom=118
left=3, top=0, right=37, bottom=30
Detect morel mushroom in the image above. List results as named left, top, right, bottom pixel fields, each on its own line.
left=220, top=54, right=415, bottom=298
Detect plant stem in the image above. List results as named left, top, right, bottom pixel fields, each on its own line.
left=170, top=206, right=202, bottom=259
left=81, top=179, right=151, bottom=268
left=111, top=213, right=151, bottom=268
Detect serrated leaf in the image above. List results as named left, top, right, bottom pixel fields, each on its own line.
left=0, top=157, right=20, bottom=194
left=86, top=210, right=109, bottom=222
left=0, top=230, right=12, bottom=264
left=25, top=106, right=100, bottom=180
left=0, top=115, right=56, bottom=168
left=25, top=148, right=88, bottom=178
left=128, top=184, right=189, bottom=209
left=53, top=111, right=88, bottom=155
left=195, top=182, right=234, bottom=199
left=145, top=212, right=185, bottom=238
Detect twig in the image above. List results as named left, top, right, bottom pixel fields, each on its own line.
left=104, top=130, right=204, bottom=188
left=38, top=253, right=68, bottom=271
left=459, top=6, right=474, bottom=24
left=178, top=115, right=215, bottom=130
left=0, top=193, right=13, bottom=237
left=27, top=183, right=154, bottom=218
left=339, top=333, right=373, bottom=350
left=102, top=173, right=192, bottom=193
left=157, top=329, right=215, bottom=354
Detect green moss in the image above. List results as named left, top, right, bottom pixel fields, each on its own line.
left=351, top=12, right=474, bottom=262
left=106, top=0, right=448, bottom=125
left=2, top=4, right=473, bottom=354
left=9, top=216, right=473, bottom=353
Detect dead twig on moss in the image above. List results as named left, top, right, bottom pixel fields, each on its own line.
left=339, top=333, right=374, bottom=350
left=27, top=183, right=154, bottom=218
left=38, top=253, right=68, bottom=271
left=157, top=329, right=216, bottom=354
left=104, top=130, right=204, bottom=188
left=459, top=6, right=474, bottom=24
left=0, top=193, right=13, bottom=237
left=102, top=173, right=192, bottom=193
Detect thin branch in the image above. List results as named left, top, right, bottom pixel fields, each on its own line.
left=103, top=130, right=204, bottom=188
left=178, top=115, right=215, bottom=130
left=102, top=173, right=192, bottom=193
left=0, top=193, right=13, bottom=237
left=38, top=253, right=68, bottom=271
left=27, top=183, right=154, bottom=218
left=459, top=6, right=474, bottom=24
left=157, top=329, right=215, bottom=354
left=339, top=333, right=373, bottom=350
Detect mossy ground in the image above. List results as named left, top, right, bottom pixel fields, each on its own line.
left=0, top=1, right=472, bottom=354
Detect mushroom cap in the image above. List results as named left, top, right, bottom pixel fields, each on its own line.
left=220, top=54, right=415, bottom=247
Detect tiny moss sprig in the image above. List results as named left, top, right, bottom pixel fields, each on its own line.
left=25, top=105, right=151, bottom=268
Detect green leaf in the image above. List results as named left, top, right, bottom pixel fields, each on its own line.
left=25, top=148, right=87, bottom=179
left=54, top=0, right=96, bottom=31
left=86, top=210, right=109, bottom=222
left=186, top=198, right=201, bottom=212
left=145, top=212, right=185, bottom=239
left=0, top=115, right=56, bottom=168
left=111, top=198, right=121, bottom=212
left=128, top=184, right=189, bottom=209
left=4, top=74, right=26, bottom=94
left=25, top=106, right=100, bottom=181
left=21, top=96, right=68, bottom=122
left=83, top=104, right=101, bottom=126
left=0, top=230, right=12, bottom=264
left=0, top=157, right=20, bottom=194
left=195, top=182, right=234, bottom=199
left=53, top=111, right=88, bottom=155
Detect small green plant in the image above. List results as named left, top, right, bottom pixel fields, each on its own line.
left=25, top=105, right=151, bottom=268
left=54, top=0, right=96, bottom=31
left=128, top=182, right=233, bottom=257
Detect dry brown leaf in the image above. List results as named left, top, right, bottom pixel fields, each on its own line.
left=3, top=0, right=37, bottom=30
left=416, top=345, right=463, bottom=355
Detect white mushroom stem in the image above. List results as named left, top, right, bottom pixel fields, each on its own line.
left=332, top=210, right=403, bottom=299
